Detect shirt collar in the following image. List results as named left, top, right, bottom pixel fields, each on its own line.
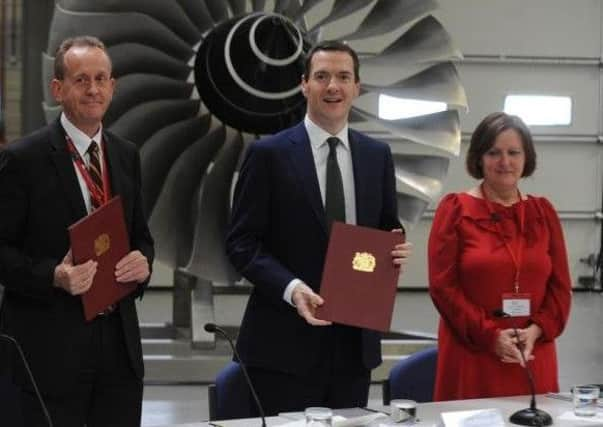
left=304, top=115, right=350, bottom=151
left=60, top=113, right=103, bottom=157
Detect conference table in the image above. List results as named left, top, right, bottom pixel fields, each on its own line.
left=156, top=394, right=603, bottom=426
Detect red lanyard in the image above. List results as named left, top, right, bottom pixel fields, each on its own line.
left=480, top=183, right=525, bottom=293
left=65, top=135, right=110, bottom=208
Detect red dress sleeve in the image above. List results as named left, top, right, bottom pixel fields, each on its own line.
left=428, top=194, right=500, bottom=353
left=530, top=197, right=572, bottom=341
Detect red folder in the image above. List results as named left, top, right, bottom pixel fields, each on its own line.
left=68, top=196, right=136, bottom=321
left=315, top=222, right=404, bottom=332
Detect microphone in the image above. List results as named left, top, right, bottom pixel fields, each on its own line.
left=0, top=334, right=53, bottom=427
left=492, top=310, right=552, bottom=426
left=204, top=323, right=266, bottom=427
left=490, top=212, right=501, bottom=222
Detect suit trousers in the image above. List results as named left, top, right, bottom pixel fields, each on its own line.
left=247, top=325, right=371, bottom=416
left=22, top=310, right=143, bottom=427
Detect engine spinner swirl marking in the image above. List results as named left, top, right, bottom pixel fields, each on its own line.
left=224, top=13, right=302, bottom=100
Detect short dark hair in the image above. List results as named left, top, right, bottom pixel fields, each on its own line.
left=54, top=36, right=111, bottom=79
left=466, top=112, right=536, bottom=179
left=303, top=40, right=359, bottom=82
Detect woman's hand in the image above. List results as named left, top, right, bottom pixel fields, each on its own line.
left=495, top=329, right=524, bottom=365
left=495, top=327, right=538, bottom=366
left=517, top=323, right=543, bottom=363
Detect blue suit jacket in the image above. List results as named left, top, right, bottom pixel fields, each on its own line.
left=226, top=122, right=400, bottom=376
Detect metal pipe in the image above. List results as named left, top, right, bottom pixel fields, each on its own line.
left=596, top=3, right=603, bottom=291
left=368, top=132, right=600, bottom=145
left=420, top=211, right=602, bottom=220
left=9, top=0, right=16, bottom=63
left=0, top=0, right=5, bottom=115
left=460, top=134, right=599, bottom=144
left=460, top=54, right=600, bottom=66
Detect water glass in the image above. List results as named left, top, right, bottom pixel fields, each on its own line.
left=390, top=399, right=417, bottom=423
left=573, top=385, right=599, bottom=417
left=305, top=407, right=333, bottom=427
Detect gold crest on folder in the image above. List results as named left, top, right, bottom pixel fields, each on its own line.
left=94, top=233, right=110, bottom=257
left=352, top=252, right=376, bottom=273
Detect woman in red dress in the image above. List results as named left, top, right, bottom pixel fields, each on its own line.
left=428, top=112, right=572, bottom=400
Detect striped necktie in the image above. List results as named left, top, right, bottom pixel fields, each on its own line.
left=87, top=141, right=104, bottom=210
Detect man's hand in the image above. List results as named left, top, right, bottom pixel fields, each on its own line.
left=391, top=228, right=412, bottom=271
left=291, top=282, right=332, bottom=326
left=115, top=250, right=150, bottom=284
left=54, top=249, right=98, bottom=295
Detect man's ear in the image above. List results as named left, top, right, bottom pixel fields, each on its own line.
left=300, top=75, right=308, bottom=98
left=50, top=79, right=62, bottom=103
left=107, top=77, right=116, bottom=101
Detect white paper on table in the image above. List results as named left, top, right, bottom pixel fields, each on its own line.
left=276, top=415, right=346, bottom=427
left=557, top=410, right=603, bottom=424
left=276, top=413, right=387, bottom=427
left=439, top=408, right=505, bottom=427
left=334, top=413, right=388, bottom=427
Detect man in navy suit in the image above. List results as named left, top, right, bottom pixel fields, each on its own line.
left=0, top=36, right=153, bottom=426
left=226, top=41, right=412, bottom=414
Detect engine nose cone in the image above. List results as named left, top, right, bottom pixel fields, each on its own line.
left=195, top=13, right=310, bottom=134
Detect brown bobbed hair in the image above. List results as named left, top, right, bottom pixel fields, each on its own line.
left=466, top=112, right=536, bottom=179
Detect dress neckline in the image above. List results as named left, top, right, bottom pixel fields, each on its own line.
left=462, top=191, right=528, bottom=209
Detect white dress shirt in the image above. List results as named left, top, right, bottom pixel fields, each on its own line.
left=283, top=115, right=357, bottom=305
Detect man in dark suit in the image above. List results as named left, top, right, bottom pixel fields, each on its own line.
left=226, top=41, right=412, bottom=415
left=0, top=36, right=153, bottom=426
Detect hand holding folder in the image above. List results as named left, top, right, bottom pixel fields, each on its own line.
left=68, top=196, right=137, bottom=321
left=315, top=222, right=405, bottom=332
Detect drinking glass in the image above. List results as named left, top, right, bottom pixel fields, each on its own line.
left=390, top=399, right=417, bottom=423
left=305, top=407, right=333, bottom=427
left=573, top=385, right=599, bottom=417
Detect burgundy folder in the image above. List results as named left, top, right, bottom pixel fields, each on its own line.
left=68, top=196, right=136, bottom=321
left=315, top=222, right=404, bottom=332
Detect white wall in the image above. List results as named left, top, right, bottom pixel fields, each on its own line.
left=436, top=0, right=601, bottom=59
left=399, top=0, right=603, bottom=288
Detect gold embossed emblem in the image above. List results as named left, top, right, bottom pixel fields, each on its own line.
left=352, top=252, right=376, bottom=273
left=94, top=233, right=110, bottom=257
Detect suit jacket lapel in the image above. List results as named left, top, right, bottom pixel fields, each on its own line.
left=102, top=130, right=123, bottom=198
left=349, top=130, right=370, bottom=227
left=286, top=123, right=328, bottom=235
left=49, top=120, right=88, bottom=221
left=102, top=131, right=135, bottom=230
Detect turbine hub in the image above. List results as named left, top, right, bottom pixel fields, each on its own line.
left=194, top=13, right=310, bottom=134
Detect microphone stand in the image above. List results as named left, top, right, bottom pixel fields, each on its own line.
left=0, top=334, right=53, bottom=427
left=492, top=311, right=552, bottom=426
left=204, top=323, right=267, bottom=427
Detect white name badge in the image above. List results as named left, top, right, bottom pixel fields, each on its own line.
left=502, top=293, right=531, bottom=317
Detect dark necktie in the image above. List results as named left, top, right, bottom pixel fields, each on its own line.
left=87, top=141, right=104, bottom=210
left=325, top=137, right=346, bottom=232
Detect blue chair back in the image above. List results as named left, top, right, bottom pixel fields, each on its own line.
left=386, top=346, right=437, bottom=404
left=208, top=361, right=253, bottom=421
left=0, top=374, right=24, bottom=426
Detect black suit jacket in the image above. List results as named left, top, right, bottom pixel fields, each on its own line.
left=0, top=119, right=154, bottom=396
left=226, top=122, right=401, bottom=377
